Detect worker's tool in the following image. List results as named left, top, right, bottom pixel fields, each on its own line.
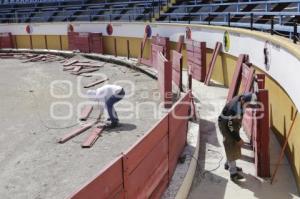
left=270, top=110, right=298, bottom=184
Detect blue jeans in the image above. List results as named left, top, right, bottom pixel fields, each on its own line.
left=105, top=89, right=125, bottom=124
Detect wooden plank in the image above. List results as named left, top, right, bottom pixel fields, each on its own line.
left=58, top=122, right=94, bottom=144
left=71, top=68, right=99, bottom=75
left=80, top=105, right=93, bottom=121
left=83, top=78, right=108, bottom=88
left=73, top=63, right=104, bottom=68
left=204, top=42, right=222, bottom=85
left=63, top=60, right=78, bottom=66
left=72, top=66, right=82, bottom=72
left=226, top=54, right=246, bottom=102
left=81, top=127, right=105, bottom=148
left=176, top=35, right=184, bottom=53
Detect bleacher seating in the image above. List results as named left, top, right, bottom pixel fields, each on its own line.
left=0, top=0, right=300, bottom=39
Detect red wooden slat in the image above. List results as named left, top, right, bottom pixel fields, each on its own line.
left=256, top=90, right=270, bottom=177
left=226, top=54, right=246, bottom=101
left=204, top=42, right=222, bottom=85
left=124, top=137, right=168, bottom=199
left=81, top=127, right=104, bottom=148
left=243, top=67, right=255, bottom=94
left=176, top=35, right=184, bottom=53
left=149, top=173, right=169, bottom=199
left=68, top=156, right=124, bottom=199
left=152, top=44, right=164, bottom=70
left=123, top=115, right=168, bottom=174
left=171, top=50, right=183, bottom=91
left=79, top=105, right=93, bottom=121
left=157, top=52, right=172, bottom=108
left=58, top=122, right=94, bottom=143
left=83, top=78, right=108, bottom=88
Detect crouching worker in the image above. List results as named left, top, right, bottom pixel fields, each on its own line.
left=218, top=92, right=257, bottom=181
left=87, top=84, right=125, bottom=128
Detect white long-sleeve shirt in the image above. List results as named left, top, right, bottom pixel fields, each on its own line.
left=87, top=84, right=123, bottom=103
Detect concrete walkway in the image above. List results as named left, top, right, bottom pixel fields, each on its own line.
left=185, top=75, right=300, bottom=199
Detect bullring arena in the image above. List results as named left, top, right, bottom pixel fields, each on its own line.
left=1, top=1, right=300, bottom=199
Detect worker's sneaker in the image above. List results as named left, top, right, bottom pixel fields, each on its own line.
left=230, top=173, right=245, bottom=181
left=224, top=163, right=242, bottom=172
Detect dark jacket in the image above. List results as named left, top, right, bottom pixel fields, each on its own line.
left=218, top=95, right=244, bottom=161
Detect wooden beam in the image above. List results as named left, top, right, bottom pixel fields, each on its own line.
left=83, top=78, right=108, bottom=88
left=80, top=105, right=93, bottom=121
left=58, top=122, right=94, bottom=144
left=204, top=42, right=222, bottom=85
left=81, top=127, right=105, bottom=148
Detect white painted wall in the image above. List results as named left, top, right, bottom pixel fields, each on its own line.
left=0, top=22, right=299, bottom=110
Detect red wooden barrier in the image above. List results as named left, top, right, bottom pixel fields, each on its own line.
left=69, top=156, right=125, bottom=199
left=186, top=39, right=207, bottom=82
left=171, top=50, right=183, bottom=91
left=227, top=54, right=245, bottom=101
left=256, top=74, right=265, bottom=89
left=157, top=52, right=172, bottom=108
left=204, top=42, right=222, bottom=85
left=0, top=32, right=13, bottom=49
left=240, top=63, right=255, bottom=94
left=123, top=115, right=169, bottom=199
left=168, top=92, right=191, bottom=179
left=89, top=33, right=103, bottom=54
left=152, top=44, right=164, bottom=70
left=140, top=35, right=170, bottom=69
left=68, top=32, right=103, bottom=53
left=255, top=89, right=270, bottom=177
left=68, top=94, right=192, bottom=199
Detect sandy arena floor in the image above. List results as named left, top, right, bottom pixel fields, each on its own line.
left=0, top=55, right=162, bottom=199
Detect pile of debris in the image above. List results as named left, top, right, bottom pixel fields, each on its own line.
left=61, top=58, right=109, bottom=87
left=0, top=52, right=65, bottom=63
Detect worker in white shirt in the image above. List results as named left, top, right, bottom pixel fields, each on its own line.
left=87, top=84, right=125, bottom=128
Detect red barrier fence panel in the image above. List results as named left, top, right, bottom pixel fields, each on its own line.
left=192, top=41, right=207, bottom=82
left=242, top=107, right=254, bottom=138
left=89, top=33, right=103, bottom=54
left=0, top=32, right=13, bottom=48
left=204, top=42, right=222, bottom=85
left=69, top=156, right=125, bottom=199
left=171, top=50, right=183, bottom=91
left=226, top=54, right=247, bottom=102
left=241, top=63, right=255, bottom=94
left=152, top=35, right=170, bottom=60
left=152, top=44, right=164, bottom=70
left=168, top=92, right=191, bottom=179
left=256, top=74, right=265, bottom=89
left=186, top=40, right=207, bottom=82
left=68, top=32, right=103, bottom=53
left=157, top=52, right=172, bottom=108
left=123, top=115, right=169, bottom=199
left=141, top=35, right=170, bottom=68
left=255, top=89, right=270, bottom=177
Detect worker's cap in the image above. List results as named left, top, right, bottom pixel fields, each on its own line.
left=242, top=92, right=257, bottom=105
left=86, top=90, right=97, bottom=100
